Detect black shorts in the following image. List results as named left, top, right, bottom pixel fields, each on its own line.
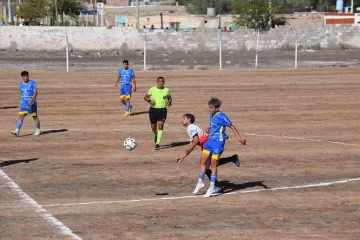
left=149, top=107, right=167, bottom=124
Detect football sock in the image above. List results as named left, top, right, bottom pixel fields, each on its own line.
left=34, top=118, right=40, bottom=129
left=198, top=172, right=205, bottom=181
left=218, top=155, right=236, bottom=166
left=156, top=130, right=163, bottom=144
left=16, top=120, right=23, bottom=130
left=205, top=169, right=219, bottom=185
left=152, top=129, right=158, bottom=136
left=210, top=174, right=217, bottom=185
left=125, top=101, right=130, bottom=112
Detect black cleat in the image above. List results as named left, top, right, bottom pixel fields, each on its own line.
left=155, top=144, right=160, bottom=150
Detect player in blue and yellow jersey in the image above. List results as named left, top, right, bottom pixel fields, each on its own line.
left=193, top=97, right=247, bottom=197
left=11, top=71, right=41, bottom=136
left=115, top=60, right=136, bottom=116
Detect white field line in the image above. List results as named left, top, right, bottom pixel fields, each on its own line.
left=0, top=169, right=82, bottom=240
left=41, top=177, right=360, bottom=208
left=1, top=128, right=356, bottom=147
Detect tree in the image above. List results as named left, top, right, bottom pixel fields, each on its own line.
left=179, top=0, right=234, bottom=14
left=232, top=0, right=282, bottom=30
left=47, top=0, right=86, bottom=25
left=16, top=0, right=47, bottom=21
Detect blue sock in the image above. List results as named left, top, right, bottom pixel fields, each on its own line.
left=198, top=172, right=205, bottom=180
left=210, top=174, right=217, bottom=184
left=16, top=120, right=23, bottom=130
left=126, top=101, right=130, bottom=112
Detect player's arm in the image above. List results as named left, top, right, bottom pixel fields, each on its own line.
left=167, top=95, right=172, bottom=108
left=229, top=124, right=246, bottom=145
left=115, top=74, right=120, bottom=86
left=176, top=135, right=200, bottom=162
left=28, top=90, right=37, bottom=105
left=144, top=93, right=155, bottom=104
left=131, top=76, right=136, bottom=92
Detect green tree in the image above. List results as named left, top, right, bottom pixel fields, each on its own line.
left=47, top=0, right=86, bottom=25
left=180, top=0, right=234, bottom=14
left=16, top=0, right=47, bottom=21
left=232, top=0, right=282, bottom=30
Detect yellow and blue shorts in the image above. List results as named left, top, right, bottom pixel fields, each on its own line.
left=19, top=104, right=37, bottom=116
left=120, top=84, right=132, bottom=99
left=202, top=139, right=225, bottom=160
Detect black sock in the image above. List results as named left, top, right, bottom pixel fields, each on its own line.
left=218, top=155, right=236, bottom=166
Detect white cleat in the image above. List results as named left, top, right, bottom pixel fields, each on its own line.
left=192, top=182, right=205, bottom=194
left=203, top=186, right=216, bottom=198
left=11, top=130, right=19, bottom=136
left=33, top=130, right=41, bottom=136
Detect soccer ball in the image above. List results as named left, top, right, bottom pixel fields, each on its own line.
left=124, top=138, right=137, bottom=150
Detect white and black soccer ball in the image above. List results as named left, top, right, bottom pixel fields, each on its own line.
left=124, top=138, right=137, bottom=150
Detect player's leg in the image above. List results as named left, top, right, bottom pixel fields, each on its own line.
left=11, top=113, right=26, bottom=136
left=28, top=103, right=41, bottom=135
left=204, top=141, right=225, bottom=197
left=218, top=154, right=240, bottom=167
left=123, top=85, right=132, bottom=116
left=155, top=108, right=167, bottom=147
left=149, top=108, right=158, bottom=149
left=193, top=151, right=210, bottom=194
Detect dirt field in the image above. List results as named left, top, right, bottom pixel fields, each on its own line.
left=1, top=69, right=359, bottom=240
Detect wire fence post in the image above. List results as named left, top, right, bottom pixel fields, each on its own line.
left=219, top=30, right=222, bottom=70
left=65, top=31, right=69, bottom=72
left=295, top=29, right=298, bottom=69
left=144, top=34, right=146, bottom=71
left=255, top=30, right=260, bottom=69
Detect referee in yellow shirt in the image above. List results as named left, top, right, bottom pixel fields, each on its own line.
left=144, top=77, right=172, bottom=150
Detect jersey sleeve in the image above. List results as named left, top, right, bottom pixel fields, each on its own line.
left=118, top=68, right=122, bottom=77
left=147, top=87, right=153, bottom=96
left=130, top=69, right=135, bottom=78
left=220, top=113, right=232, bottom=127
left=167, top=88, right=171, bottom=97
left=187, top=125, right=198, bottom=138
left=32, top=81, right=38, bottom=91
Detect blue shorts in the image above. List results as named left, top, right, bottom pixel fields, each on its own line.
left=19, top=103, right=37, bottom=116
left=202, top=139, right=225, bottom=160
left=120, top=84, right=132, bottom=99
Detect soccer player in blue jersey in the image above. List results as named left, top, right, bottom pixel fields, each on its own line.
left=11, top=71, right=41, bottom=136
left=193, top=97, right=247, bottom=197
left=115, top=60, right=136, bottom=116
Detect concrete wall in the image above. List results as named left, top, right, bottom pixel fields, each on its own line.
left=0, top=25, right=359, bottom=52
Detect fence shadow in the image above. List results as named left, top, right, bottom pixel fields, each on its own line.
left=0, top=158, right=39, bottom=168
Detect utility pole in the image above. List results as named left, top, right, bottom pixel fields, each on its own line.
left=136, top=0, right=139, bottom=29
left=54, top=0, right=59, bottom=26
left=7, top=0, right=11, bottom=23
left=351, top=0, right=354, bottom=13
left=160, top=12, right=163, bottom=29
left=92, top=0, right=95, bottom=26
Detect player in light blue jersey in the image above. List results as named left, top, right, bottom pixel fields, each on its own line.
left=115, top=60, right=136, bottom=116
left=193, top=97, right=247, bottom=197
left=11, top=71, right=41, bottom=136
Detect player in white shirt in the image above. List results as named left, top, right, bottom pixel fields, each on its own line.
left=176, top=113, right=240, bottom=194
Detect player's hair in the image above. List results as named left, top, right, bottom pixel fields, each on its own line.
left=157, top=76, right=165, bottom=82
left=21, top=71, right=29, bottom=77
left=208, top=97, right=222, bottom=108
left=183, top=113, right=195, bottom=123
left=123, top=60, right=129, bottom=64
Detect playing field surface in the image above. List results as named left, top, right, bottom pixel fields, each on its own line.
left=1, top=69, right=359, bottom=240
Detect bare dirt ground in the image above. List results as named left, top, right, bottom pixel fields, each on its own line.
left=0, top=69, right=360, bottom=240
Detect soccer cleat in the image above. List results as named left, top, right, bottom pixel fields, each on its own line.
left=11, top=130, right=19, bottom=136
left=123, top=111, right=130, bottom=117
left=192, top=181, right=205, bottom=194
left=233, top=154, right=240, bottom=167
left=155, top=144, right=160, bottom=150
left=33, top=130, right=41, bottom=136
left=204, top=185, right=215, bottom=198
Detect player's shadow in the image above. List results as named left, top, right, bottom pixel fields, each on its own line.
left=131, top=111, right=148, bottom=116
left=41, top=129, right=68, bottom=135
left=0, top=158, right=38, bottom=168
left=219, top=180, right=270, bottom=193
left=160, top=141, right=190, bottom=149
left=0, top=106, right=17, bottom=110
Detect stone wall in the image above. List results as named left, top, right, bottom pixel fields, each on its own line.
left=0, top=25, right=359, bottom=52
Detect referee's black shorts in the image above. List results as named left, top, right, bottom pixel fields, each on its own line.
left=149, top=107, right=167, bottom=124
